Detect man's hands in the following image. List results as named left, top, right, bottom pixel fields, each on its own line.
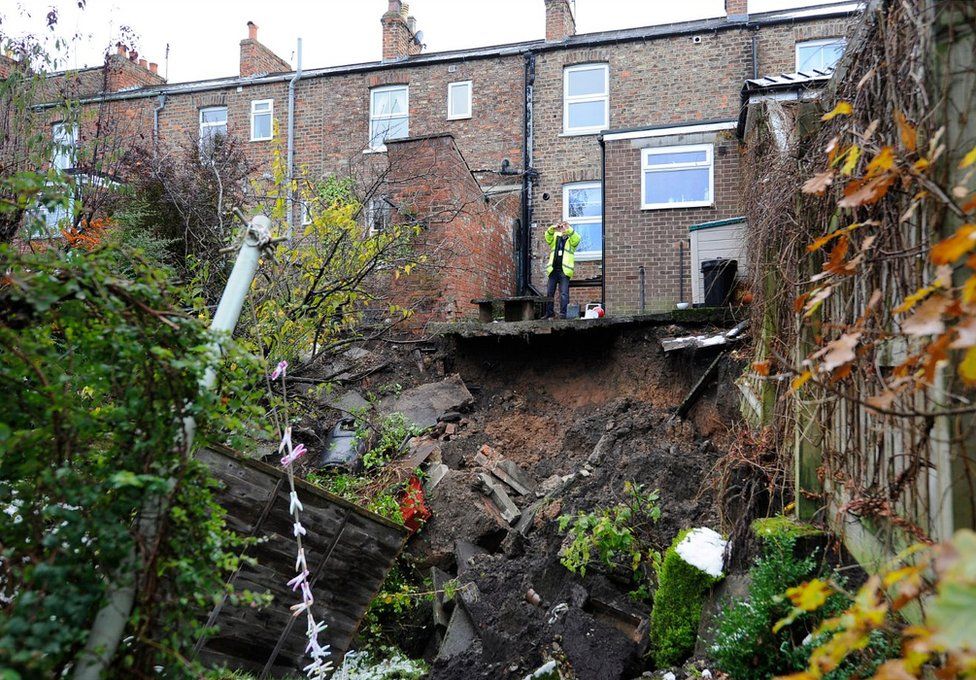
left=554, top=221, right=570, bottom=234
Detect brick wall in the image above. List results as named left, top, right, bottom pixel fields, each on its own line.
left=385, top=135, right=517, bottom=322
left=603, top=130, right=741, bottom=315
left=757, top=18, right=853, bottom=74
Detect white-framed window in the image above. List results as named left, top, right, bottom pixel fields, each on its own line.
left=641, top=144, right=714, bottom=210
left=365, top=196, right=393, bottom=233
left=447, top=80, right=472, bottom=120
left=51, top=121, right=77, bottom=171
left=563, top=181, right=602, bottom=261
left=795, top=38, right=846, bottom=71
left=250, top=99, right=273, bottom=141
left=199, top=106, right=228, bottom=151
left=369, top=85, right=409, bottom=151
left=563, top=63, right=609, bottom=135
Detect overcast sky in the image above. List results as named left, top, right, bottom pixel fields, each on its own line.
left=2, top=0, right=837, bottom=83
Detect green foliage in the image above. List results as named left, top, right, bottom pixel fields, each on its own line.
left=710, top=533, right=895, bottom=680
left=361, top=412, right=420, bottom=470
left=650, top=529, right=723, bottom=668
left=558, top=482, right=662, bottom=579
left=0, top=245, right=265, bottom=676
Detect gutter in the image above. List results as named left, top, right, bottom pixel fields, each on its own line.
left=286, top=38, right=303, bottom=234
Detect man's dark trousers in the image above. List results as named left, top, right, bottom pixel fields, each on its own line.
left=546, top=269, right=570, bottom=318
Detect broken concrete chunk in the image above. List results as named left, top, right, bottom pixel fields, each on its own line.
left=436, top=603, right=478, bottom=661
left=455, top=540, right=488, bottom=576
left=477, top=473, right=521, bottom=525
left=492, top=459, right=534, bottom=496
left=515, top=499, right=544, bottom=537
left=379, top=374, right=474, bottom=430
left=325, top=389, right=370, bottom=413
left=587, top=432, right=618, bottom=467
left=403, top=438, right=441, bottom=469
left=537, top=474, right=564, bottom=497
left=425, top=462, right=449, bottom=493
left=343, top=347, right=377, bottom=363
left=431, top=566, right=453, bottom=629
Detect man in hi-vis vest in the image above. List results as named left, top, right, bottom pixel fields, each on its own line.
left=543, top=221, right=581, bottom=319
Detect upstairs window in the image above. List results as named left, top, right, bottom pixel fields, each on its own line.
left=642, top=144, right=713, bottom=210
left=796, top=38, right=846, bottom=71
left=51, top=121, right=77, bottom=171
left=447, top=81, right=472, bottom=120
left=199, top=106, right=228, bottom=151
left=563, top=181, right=602, bottom=261
left=366, top=196, right=394, bottom=233
left=563, top=63, right=608, bottom=135
left=369, top=85, right=409, bottom=151
left=250, top=99, right=273, bottom=141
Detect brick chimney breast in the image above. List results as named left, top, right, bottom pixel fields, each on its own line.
left=382, top=0, right=413, bottom=61
left=544, top=0, right=576, bottom=43
left=725, top=0, right=748, bottom=21
left=240, top=20, right=290, bottom=77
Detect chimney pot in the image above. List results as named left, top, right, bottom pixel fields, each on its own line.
left=116, top=42, right=126, bottom=55
left=247, top=21, right=258, bottom=40
left=138, top=58, right=148, bottom=69
left=149, top=62, right=158, bottom=74
left=128, top=49, right=138, bottom=62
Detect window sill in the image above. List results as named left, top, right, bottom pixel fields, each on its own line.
left=641, top=201, right=714, bottom=211
left=250, top=136, right=273, bottom=142
left=447, top=114, right=472, bottom=121
left=363, top=147, right=387, bottom=154
left=575, top=253, right=603, bottom=262
left=560, top=129, right=606, bottom=138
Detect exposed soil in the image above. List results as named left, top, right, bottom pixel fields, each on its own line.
left=316, top=320, right=747, bottom=678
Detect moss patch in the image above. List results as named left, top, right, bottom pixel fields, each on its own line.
left=751, top=515, right=823, bottom=542
left=649, top=529, right=723, bottom=668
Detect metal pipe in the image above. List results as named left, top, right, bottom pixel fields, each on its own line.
left=73, top=216, right=272, bottom=680
left=679, top=240, right=686, bottom=304
left=519, top=51, right=537, bottom=296
left=751, top=33, right=759, bottom=79
left=152, top=93, right=166, bottom=156
left=599, top=134, right=607, bottom=314
left=286, top=38, right=303, bottom=235
left=638, top=265, right=645, bottom=314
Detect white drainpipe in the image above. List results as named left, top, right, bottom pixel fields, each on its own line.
left=286, top=38, right=303, bottom=237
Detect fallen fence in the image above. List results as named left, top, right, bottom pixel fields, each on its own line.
left=194, top=445, right=409, bottom=677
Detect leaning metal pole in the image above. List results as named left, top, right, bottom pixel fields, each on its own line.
left=73, top=216, right=273, bottom=680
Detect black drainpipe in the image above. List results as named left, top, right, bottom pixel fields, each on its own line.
left=520, top=51, right=538, bottom=296
left=599, top=134, right=607, bottom=314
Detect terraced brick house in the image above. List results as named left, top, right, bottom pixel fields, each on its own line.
left=16, top=0, right=859, bottom=319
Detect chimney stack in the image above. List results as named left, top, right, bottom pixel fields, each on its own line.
left=544, top=0, right=576, bottom=43
left=149, top=62, right=158, bottom=74
left=382, top=0, right=422, bottom=61
left=240, top=20, right=290, bottom=77
left=725, top=0, right=748, bottom=20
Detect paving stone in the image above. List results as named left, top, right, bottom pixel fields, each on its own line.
left=477, top=473, right=521, bottom=525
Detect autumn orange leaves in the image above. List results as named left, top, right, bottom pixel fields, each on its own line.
left=761, top=94, right=976, bottom=410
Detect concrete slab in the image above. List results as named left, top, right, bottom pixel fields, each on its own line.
left=379, top=374, right=474, bottom=430
left=425, top=462, right=449, bottom=492
left=325, top=389, right=370, bottom=413
left=455, top=540, right=488, bottom=576
left=436, top=603, right=478, bottom=661
left=477, top=473, right=521, bottom=525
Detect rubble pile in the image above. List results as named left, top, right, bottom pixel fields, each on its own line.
left=303, top=322, right=744, bottom=679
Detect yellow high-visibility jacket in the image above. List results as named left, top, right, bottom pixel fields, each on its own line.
left=545, top=225, right=582, bottom=278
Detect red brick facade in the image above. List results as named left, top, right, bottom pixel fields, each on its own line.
left=14, top=2, right=857, bottom=319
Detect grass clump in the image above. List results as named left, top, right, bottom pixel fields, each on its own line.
left=650, top=529, right=723, bottom=668
left=751, top=515, right=823, bottom=541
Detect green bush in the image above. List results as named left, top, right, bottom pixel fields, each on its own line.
left=0, top=246, right=265, bottom=676
left=650, top=529, right=723, bottom=667
left=711, top=530, right=896, bottom=680
left=558, top=482, right=661, bottom=580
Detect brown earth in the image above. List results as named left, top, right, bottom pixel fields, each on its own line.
left=313, top=320, right=747, bottom=678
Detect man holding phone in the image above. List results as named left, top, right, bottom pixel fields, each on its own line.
left=543, top=220, right=581, bottom=319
